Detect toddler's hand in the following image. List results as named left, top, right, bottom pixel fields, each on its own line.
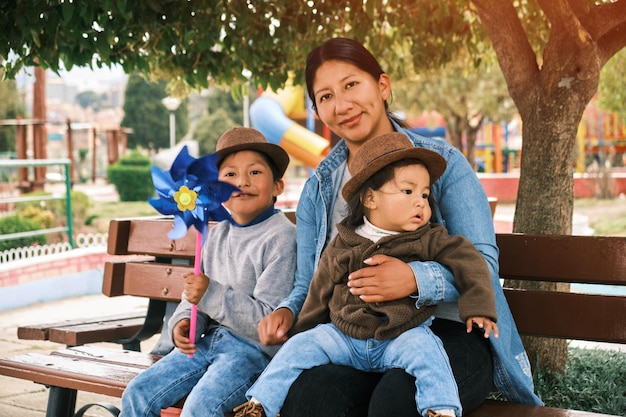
left=466, top=316, right=499, bottom=338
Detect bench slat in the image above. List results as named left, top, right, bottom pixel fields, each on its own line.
left=103, top=261, right=186, bottom=301
left=48, top=316, right=147, bottom=346
left=124, top=262, right=187, bottom=301
left=17, top=313, right=145, bottom=341
left=0, top=353, right=141, bottom=398
left=497, top=234, right=626, bottom=285
left=51, top=346, right=161, bottom=368
left=108, top=218, right=198, bottom=257
left=466, top=399, right=616, bottom=417
left=505, top=289, right=626, bottom=343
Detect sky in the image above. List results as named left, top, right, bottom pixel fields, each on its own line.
left=17, top=63, right=127, bottom=93
left=59, top=65, right=126, bottom=91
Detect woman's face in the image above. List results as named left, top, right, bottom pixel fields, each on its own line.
left=312, top=60, right=393, bottom=153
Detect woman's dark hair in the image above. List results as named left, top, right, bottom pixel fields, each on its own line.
left=305, top=37, right=405, bottom=126
left=344, top=158, right=435, bottom=227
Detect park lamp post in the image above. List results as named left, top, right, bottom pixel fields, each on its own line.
left=242, top=69, right=252, bottom=127
left=162, top=96, right=182, bottom=148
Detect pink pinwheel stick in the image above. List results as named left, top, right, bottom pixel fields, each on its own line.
left=188, top=229, right=202, bottom=358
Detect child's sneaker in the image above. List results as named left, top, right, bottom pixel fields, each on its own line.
left=231, top=401, right=266, bottom=417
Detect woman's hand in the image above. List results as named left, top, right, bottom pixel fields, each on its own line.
left=347, top=254, right=417, bottom=303
left=172, top=319, right=196, bottom=354
left=183, top=272, right=209, bottom=305
left=257, top=307, right=294, bottom=345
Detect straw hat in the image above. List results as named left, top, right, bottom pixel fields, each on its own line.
left=215, top=127, right=290, bottom=177
left=342, top=132, right=446, bottom=200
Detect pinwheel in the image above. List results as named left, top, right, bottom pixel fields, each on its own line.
left=149, top=145, right=239, bottom=357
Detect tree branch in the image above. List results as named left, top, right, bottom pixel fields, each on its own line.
left=538, top=0, right=592, bottom=44
left=471, top=0, right=539, bottom=105
left=584, top=0, right=626, bottom=40
left=598, top=20, right=626, bottom=65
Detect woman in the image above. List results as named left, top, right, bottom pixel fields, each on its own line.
left=257, top=37, right=541, bottom=417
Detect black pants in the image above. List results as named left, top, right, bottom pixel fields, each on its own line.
left=280, top=319, right=494, bottom=417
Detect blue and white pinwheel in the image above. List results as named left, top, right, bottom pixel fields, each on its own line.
left=148, top=145, right=238, bottom=358
left=149, top=145, right=239, bottom=240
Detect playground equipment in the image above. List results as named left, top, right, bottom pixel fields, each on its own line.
left=250, top=76, right=330, bottom=168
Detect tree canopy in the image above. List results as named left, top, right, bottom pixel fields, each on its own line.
left=599, top=47, right=626, bottom=122
left=121, top=73, right=189, bottom=151
left=0, top=1, right=477, bottom=93
left=0, top=73, right=26, bottom=153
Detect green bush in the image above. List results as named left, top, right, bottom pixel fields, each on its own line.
left=107, top=151, right=155, bottom=202
left=0, top=215, right=47, bottom=251
left=533, top=348, right=626, bottom=415
left=14, top=190, right=90, bottom=228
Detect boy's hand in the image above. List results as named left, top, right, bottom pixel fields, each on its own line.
left=173, top=319, right=196, bottom=354
left=466, top=316, right=499, bottom=339
left=183, top=272, right=209, bottom=304
left=257, top=308, right=294, bottom=345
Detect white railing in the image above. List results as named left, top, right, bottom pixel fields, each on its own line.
left=0, top=231, right=107, bottom=264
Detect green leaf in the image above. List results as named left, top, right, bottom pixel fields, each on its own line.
left=60, top=2, right=74, bottom=23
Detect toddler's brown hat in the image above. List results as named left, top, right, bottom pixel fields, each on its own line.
left=342, top=132, right=446, bottom=200
left=215, top=127, right=290, bottom=177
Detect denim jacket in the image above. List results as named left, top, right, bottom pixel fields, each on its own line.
left=276, top=121, right=542, bottom=405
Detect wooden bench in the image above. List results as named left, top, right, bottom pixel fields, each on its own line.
left=1, top=219, right=624, bottom=417
left=16, top=217, right=193, bottom=353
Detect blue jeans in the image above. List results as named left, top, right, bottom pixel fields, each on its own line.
left=121, top=326, right=270, bottom=417
left=247, top=321, right=462, bottom=417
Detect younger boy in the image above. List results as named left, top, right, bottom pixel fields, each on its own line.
left=232, top=132, right=498, bottom=417
left=121, top=127, right=296, bottom=417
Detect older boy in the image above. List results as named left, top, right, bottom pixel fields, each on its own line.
left=121, top=127, right=296, bottom=417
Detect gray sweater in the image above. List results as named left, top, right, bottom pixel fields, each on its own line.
left=169, top=212, right=297, bottom=357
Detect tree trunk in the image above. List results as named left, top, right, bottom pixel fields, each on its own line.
left=446, top=115, right=464, bottom=153
left=466, top=122, right=482, bottom=172
left=471, top=0, right=621, bottom=375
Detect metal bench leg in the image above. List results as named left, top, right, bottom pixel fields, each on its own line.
left=150, top=301, right=177, bottom=355
left=74, top=402, right=120, bottom=416
left=46, top=386, right=76, bottom=417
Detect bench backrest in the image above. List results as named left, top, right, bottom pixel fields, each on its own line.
left=104, top=217, right=626, bottom=345
left=103, top=218, right=196, bottom=302
left=497, top=233, right=626, bottom=344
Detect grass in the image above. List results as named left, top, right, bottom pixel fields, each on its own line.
left=83, top=200, right=161, bottom=233
left=589, top=216, right=626, bottom=236
left=533, top=347, right=626, bottom=415
left=574, top=197, right=626, bottom=236
left=88, top=200, right=159, bottom=219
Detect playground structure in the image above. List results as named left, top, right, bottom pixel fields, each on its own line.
left=250, top=74, right=332, bottom=169
left=578, top=106, right=626, bottom=166
left=0, top=117, right=127, bottom=192
left=474, top=109, right=626, bottom=174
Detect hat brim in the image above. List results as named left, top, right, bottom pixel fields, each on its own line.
left=216, top=143, right=290, bottom=178
left=342, top=147, right=446, bottom=200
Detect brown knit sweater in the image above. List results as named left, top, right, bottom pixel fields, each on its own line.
left=292, top=220, right=497, bottom=340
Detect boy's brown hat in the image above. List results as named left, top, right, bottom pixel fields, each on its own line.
left=215, top=127, right=290, bottom=177
left=342, top=132, right=447, bottom=200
